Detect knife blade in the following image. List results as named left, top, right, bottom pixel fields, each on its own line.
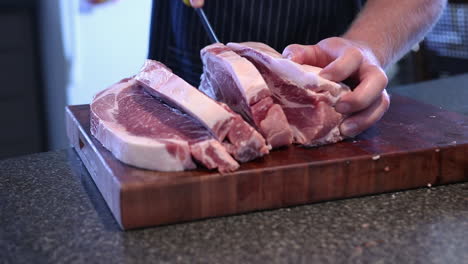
left=183, top=0, right=220, bottom=43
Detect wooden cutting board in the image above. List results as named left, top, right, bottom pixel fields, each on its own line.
left=66, top=95, right=468, bottom=230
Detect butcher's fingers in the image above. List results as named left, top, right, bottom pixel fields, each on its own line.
left=335, top=64, right=388, bottom=114
left=340, top=90, right=390, bottom=137
left=282, top=44, right=331, bottom=68
left=319, top=47, right=364, bottom=82
left=189, top=0, right=204, bottom=8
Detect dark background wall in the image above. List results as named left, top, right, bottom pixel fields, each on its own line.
left=0, top=0, right=46, bottom=159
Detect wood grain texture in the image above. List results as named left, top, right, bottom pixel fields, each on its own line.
left=66, top=95, right=468, bottom=230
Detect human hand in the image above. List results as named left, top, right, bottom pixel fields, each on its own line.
left=188, top=0, right=204, bottom=8
left=282, top=37, right=390, bottom=137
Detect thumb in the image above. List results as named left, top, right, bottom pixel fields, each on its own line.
left=282, top=44, right=308, bottom=64
left=190, top=0, right=204, bottom=8
left=282, top=44, right=330, bottom=68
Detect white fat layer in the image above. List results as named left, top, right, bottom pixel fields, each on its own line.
left=192, top=140, right=215, bottom=167
left=264, top=77, right=331, bottom=109
left=303, top=126, right=343, bottom=147
left=135, top=61, right=234, bottom=135
left=93, top=78, right=135, bottom=101
left=288, top=124, right=343, bottom=146
left=93, top=78, right=137, bottom=121
left=289, top=125, right=307, bottom=144
left=192, top=139, right=239, bottom=169
left=203, top=44, right=269, bottom=105
left=227, top=42, right=350, bottom=97
left=229, top=42, right=282, bottom=59
left=90, top=78, right=196, bottom=171
left=94, top=119, right=195, bottom=171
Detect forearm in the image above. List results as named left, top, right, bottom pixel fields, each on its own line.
left=343, top=0, right=446, bottom=68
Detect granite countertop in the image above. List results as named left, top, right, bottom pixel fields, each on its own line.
left=1, top=74, right=468, bottom=264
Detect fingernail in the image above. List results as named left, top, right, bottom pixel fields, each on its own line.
left=283, top=52, right=293, bottom=60
left=342, top=122, right=358, bottom=137
left=320, top=72, right=333, bottom=81
left=191, top=0, right=202, bottom=7
left=335, top=102, right=350, bottom=113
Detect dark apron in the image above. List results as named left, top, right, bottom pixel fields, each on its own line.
left=148, top=0, right=365, bottom=86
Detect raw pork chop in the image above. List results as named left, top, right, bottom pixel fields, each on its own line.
left=199, top=43, right=293, bottom=148
left=135, top=60, right=270, bottom=162
left=227, top=42, right=351, bottom=146
left=90, top=77, right=239, bottom=172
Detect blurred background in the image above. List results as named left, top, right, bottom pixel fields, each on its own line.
left=0, top=0, right=466, bottom=159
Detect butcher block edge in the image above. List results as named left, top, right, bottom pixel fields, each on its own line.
left=66, top=98, right=468, bottom=230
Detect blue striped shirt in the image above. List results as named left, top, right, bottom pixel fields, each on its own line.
left=149, top=0, right=365, bottom=85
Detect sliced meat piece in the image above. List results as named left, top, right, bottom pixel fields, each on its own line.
left=227, top=42, right=351, bottom=146
left=90, top=77, right=239, bottom=172
left=200, top=43, right=293, bottom=148
left=135, top=60, right=270, bottom=162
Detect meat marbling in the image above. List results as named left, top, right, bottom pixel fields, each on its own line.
left=135, top=60, right=270, bottom=162
left=199, top=43, right=293, bottom=148
left=227, top=42, right=351, bottom=146
left=90, top=77, right=239, bottom=172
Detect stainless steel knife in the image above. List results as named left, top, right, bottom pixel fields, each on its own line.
left=183, top=0, right=220, bottom=43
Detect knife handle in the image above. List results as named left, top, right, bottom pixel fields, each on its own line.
left=182, top=0, right=192, bottom=7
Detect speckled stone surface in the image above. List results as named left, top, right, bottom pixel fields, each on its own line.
left=1, top=74, right=468, bottom=264
left=1, top=149, right=468, bottom=264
